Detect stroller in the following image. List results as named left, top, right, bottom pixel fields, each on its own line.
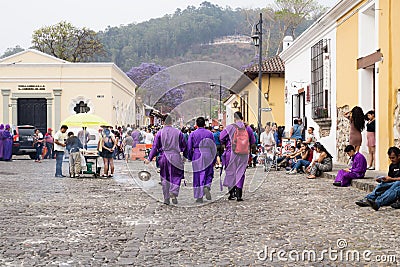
left=258, top=144, right=279, bottom=172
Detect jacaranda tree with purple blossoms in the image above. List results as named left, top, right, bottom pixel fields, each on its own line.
left=126, top=63, right=184, bottom=112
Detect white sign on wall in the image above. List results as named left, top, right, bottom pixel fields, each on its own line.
left=323, top=53, right=331, bottom=91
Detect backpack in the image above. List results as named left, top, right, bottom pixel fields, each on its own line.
left=232, top=124, right=250, bottom=155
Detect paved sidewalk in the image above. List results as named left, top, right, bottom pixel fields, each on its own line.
left=0, top=156, right=399, bottom=266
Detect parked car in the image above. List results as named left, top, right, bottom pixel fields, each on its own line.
left=12, top=125, right=36, bottom=159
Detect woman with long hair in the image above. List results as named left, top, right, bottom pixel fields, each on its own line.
left=101, top=128, right=116, bottom=177
left=344, top=106, right=365, bottom=152
left=306, top=142, right=333, bottom=179
left=365, top=110, right=376, bottom=170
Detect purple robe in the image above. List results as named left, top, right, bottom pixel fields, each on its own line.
left=2, top=129, right=13, bottom=161
left=148, top=126, right=187, bottom=199
left=187, top=128, right=216, bottom=199
left=130, top=130, right=140, bottom=148
left=0, top=124, right=4, bottom=159
left=334, top=152, right=367, bottom=186
left=220, top=122, right=255, bottom=189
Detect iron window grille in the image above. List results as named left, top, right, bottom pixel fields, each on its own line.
left=311, top=39, right=330, bottom=119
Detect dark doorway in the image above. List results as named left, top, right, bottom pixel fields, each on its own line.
left=17, top=98, right=47, bottom=133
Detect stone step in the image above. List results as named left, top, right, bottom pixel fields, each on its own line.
left=321, top=164, right=386, bottom=193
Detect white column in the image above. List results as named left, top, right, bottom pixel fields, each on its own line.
left=10, top=97, right=18, bottom=126
left=1, top=89, right=11, bottom=124
left=53, top=88, right=62, bottom=130
left=46, top=97, right=54, bottom=130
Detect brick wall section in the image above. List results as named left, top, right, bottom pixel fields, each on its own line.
left=336, top=105, right=350, bottom=164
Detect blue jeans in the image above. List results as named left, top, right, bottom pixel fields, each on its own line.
left=35, top=144, right=43, bottom=160
left=293, top=159, right=310, bottom=172
left=367, top=181, right=400, bottom=208
left=44, top=143, right=53, bottom=159
left=55, top=151, right=64, bottom=176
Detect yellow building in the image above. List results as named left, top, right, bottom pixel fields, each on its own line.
left=336, top=0, right=399, bottom=170
left=227, top=56, right=285, bottom=128
left=0, top=49, right=136, bottom=132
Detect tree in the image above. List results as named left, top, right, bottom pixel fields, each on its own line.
left=126, top=63, right=184, bottom=112
left=272, top=0, right=326, bottom=54
left=0, top=46, right=24, bottom=59
left=32, top=21, right=105, bottom=62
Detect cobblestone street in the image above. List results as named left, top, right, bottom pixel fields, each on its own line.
left=0, top=156, right=399, bottom=266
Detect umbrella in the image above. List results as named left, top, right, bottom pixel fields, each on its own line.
left=60, top=113, right=111, bottom=127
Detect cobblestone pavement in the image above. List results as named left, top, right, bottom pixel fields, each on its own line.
left=0, top=156, right=399, bottom=266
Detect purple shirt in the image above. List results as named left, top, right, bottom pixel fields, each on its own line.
left=187, top=127, right=216, bottom=172
left=350, top=152, right=367, bottom=177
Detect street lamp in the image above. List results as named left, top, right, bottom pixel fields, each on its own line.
left=210, top=76, right=222, bottom=123
left=252, top=13, right=263, bottom=134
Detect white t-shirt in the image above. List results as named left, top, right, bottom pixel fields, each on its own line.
left=260, top=131, right=275, bottom=146
left=54, top=130, right=67, bottom=152
left=144, top=132, right=154, bottom=144
left=305, top=132, right=316, bottom=146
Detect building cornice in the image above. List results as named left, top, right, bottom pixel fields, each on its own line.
left=280, top=0, right=365, bottom=61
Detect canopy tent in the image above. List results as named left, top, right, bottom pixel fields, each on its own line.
left=60, top=113, right=111, bottom=128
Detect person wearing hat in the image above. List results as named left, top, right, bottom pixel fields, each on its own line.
left=2, top=124, right=13, bottom=161
left=44, top=128, right=54, bottom=159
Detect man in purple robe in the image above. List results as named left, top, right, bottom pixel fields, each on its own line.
left=333, top=145, right=367, bottom=187
left=220, top=111, right=255, bottom=201
left=130, top=127, right=141, bottom=148
left=0, top=124, right=4, bottom=160
left=187, top=117, right=216, bottom=203
left=2, top=124, right=13, bottom=161
left=145, top=115, right=188, bottom=205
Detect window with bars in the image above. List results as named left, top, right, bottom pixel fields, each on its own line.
left=74, top=101, right=90, bottom=114
left=311, top=39, right=330, bottom=119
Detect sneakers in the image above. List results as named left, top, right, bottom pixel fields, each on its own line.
left=195, top=198, right=203, bottom=203
left=355, top=198, right=370, bottom=207
left=288, top=169, right=297, bottom=175
left=204, top=186, right=212, bottom=200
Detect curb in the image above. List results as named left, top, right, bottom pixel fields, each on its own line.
left=321, top=165, right=386, bottom=193
left=321, top=172, right=377, bottom=193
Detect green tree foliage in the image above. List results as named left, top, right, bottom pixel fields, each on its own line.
left=98, top=1, right=326, bottom=70
left=98, top=2, right=248, bottom=71
left=0, top=46, right=24, bottom=59
left=32, top=21, right=105, bottom=62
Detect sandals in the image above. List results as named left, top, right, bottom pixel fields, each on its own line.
left=307, top=175, right=316, bottom=179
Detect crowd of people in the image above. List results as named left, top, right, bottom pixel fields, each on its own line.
left=3, top=103, right=399, bottom=210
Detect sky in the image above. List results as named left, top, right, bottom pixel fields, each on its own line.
left=0, top=0, right=338, bottom=55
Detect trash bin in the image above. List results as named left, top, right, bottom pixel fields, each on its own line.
left=84, top=162, right=94, bottom=174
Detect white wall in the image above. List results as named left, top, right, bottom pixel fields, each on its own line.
left=282, top=28, right=338, bottom=160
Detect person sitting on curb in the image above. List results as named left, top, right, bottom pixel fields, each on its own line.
left=355, top=146, right=400, bottom=211
left=287, top=143, right=313, bottom=175
left=333, top=145, right=367, bottom=187
left=306, top=142, right=333, bottom=179
left=277, top=146, right=296, bottom=168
